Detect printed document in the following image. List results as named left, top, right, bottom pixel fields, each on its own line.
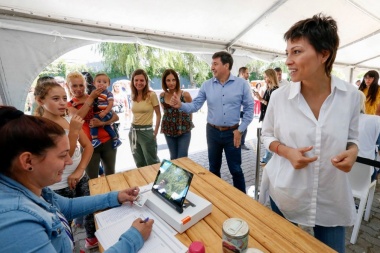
left=94, top=183, right=186, bottom=252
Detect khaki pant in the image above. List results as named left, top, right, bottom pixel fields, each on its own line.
left=129, top=125, right=160, bottom=167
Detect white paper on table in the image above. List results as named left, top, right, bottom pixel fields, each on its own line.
left=95, top=183, right=153, bottom=228
left=95, top=212, right=187, bottom=252
left=95, top=183, right=177, bottom=236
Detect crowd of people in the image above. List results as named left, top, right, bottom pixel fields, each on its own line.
left=1, top=13, right=380, bottom=253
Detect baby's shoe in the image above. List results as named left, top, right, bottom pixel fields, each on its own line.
left=112, top=139, right=122, bottom=149
left=92, top=139, right=102, bottom=148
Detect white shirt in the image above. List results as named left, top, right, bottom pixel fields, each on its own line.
left=358, top=113, right=380, bottom=176
left=49, top=117, right=83, bottom=190
left=358, top=113, right=380, bottom=159
left=261, top=76, right=360, bottom=227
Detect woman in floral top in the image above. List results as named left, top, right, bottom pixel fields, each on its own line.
left=160, top=69, right=194, bottom=159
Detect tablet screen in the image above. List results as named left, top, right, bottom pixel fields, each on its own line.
left=152, top=159, right=193, bottom=213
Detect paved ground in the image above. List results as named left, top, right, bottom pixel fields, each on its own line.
left=74, top=112, right=380, bottom=253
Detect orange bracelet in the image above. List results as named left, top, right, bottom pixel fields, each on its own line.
left=276, top=143, right=283, bottom=155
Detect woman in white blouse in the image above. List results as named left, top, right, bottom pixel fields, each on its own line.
left=357, top=91, right=380, bottom=181
left=261, top=14, right=360, bottom=253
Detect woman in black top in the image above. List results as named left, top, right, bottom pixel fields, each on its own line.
left=254, top=69, right=279, bottom=165
left=256, top=69, right=279, bottom=122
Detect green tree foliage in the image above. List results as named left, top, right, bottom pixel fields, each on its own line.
left=182, top=53, right=211, bottom=88
left=39, top=59, right=95, bottom=78
left=247, top=60, right=288, bottom=80
left=97, top=42, right=211, bottom=87
left=97, top=43, right=150, bottom=78
left=39, top=59, right=67, bottom=77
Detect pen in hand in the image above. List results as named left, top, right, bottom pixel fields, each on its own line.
left=141, top=217, right=149, bottom=223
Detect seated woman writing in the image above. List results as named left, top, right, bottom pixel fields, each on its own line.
left=0, top=106, right=154, bottom=253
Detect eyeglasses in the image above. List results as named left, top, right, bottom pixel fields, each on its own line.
left=364, top=76, right=374, bottom=80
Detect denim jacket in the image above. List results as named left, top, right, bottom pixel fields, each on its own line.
left=0, top=174, right=143, bottom=253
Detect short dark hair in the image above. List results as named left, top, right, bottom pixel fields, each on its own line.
left=274, top=67, right=282, bottom=73
left=238, top=67, right=248, bottom=76
left=212, top=51, right=233, bottom=70
left=0, top=106, right=65, bottom=175
left=94, top=73, right=110, bottom=85
left=284, top=13, right=339, bottom=77
left=162, top=69, right=180, bottom=92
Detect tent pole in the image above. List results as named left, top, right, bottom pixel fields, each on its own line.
left=349, top=67, right=354, bottom=84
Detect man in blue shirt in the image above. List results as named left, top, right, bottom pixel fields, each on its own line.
left=170, top=51, right=254, bottom=192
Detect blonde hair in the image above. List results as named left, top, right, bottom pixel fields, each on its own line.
left=34, top=77, right=62, bottom=116
left=264, top=69, right=279, bottom=89
left=66, top=70, right=87, bottom=96
left=112, top=80, right=123, bottom=94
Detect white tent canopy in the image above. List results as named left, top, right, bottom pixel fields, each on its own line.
left=1, top=0, right=380, bottom=109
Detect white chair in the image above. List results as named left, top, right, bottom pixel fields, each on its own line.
left=347, top=162, right=377, bottom=244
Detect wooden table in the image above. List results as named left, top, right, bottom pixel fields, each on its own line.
left=89, top=157, right=335, bottom=253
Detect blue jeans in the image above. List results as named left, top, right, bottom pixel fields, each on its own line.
left=165, top=132, right=191, bottom=160
left=270, top=197, right=345, bottom=253
left=206, top=124, right=246, bottom=193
